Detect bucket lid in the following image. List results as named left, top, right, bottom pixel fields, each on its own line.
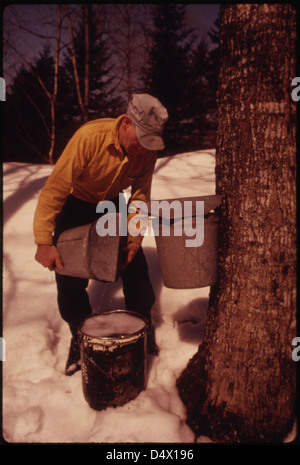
left=146, top=194, right=221, bottom=219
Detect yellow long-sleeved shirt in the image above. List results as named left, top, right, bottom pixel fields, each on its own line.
left=33, top=115, right=157, bottom=246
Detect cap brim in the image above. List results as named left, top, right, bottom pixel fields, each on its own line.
left=136, top=126, right=165, bottom=151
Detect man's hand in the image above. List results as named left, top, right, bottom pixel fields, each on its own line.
left=122, top=242, right=140, bottom=269
left=35, top=244, right=64, bottom=272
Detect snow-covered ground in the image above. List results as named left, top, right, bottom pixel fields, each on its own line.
left=2, top=150, right=297, bottom=445
left=3, top=150, right=216, bottom=444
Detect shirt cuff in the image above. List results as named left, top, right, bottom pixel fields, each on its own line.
left=127, top=234, right=143, bottom=247
left=34, top=234, right=53, bottom=246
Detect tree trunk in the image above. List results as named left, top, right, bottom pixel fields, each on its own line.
left=48, top=5, right=62, bottom=164
left=84, top=5, right=90, bottom=117
left=177, top=4, right=297, bottom=443
left=65, top=5, right=88, bottom=123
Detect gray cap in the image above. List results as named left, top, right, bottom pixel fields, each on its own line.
left=127, top=94, right=168, bottom=150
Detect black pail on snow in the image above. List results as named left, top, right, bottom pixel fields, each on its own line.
left=78, top=310, right=148, bottom=411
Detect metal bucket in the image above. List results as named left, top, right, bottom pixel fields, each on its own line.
left=153, top=195, right=221, bottom=289
left=78, top=310, right=148, bottom=411
left=55, top=214, right=126, bottom=282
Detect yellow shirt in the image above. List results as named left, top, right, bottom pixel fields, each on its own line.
left=33, top=115, right=157, bottom=246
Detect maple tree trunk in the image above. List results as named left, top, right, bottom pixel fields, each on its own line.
left=177, top=4, right=297, bottom=443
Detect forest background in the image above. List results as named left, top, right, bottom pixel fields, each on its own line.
left=2, top=4, right=220, bottom=164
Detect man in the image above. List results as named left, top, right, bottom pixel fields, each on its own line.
left=34, top=94, right=168, bottom=375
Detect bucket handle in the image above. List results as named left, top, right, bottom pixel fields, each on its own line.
left=85, top=354, right=145, bottom=382
left=86, top=355, right=116, bottom=382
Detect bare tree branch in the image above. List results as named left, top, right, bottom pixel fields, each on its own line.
left=64, top=4, right=87, bottom=122
left=4, top=18, right=56, bottom=40
left=84, top=5, right=90, bottom=114
left=48, top=5, right=62, bottom=164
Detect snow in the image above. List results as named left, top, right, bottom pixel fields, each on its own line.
left=80, top=312, right=146, bottom=338
left=3, top=150, right=217, bottom=444
left=2, top=150, right=297, bottom=445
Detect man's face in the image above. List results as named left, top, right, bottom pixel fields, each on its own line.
left=119, top=118, right=151, bottom=157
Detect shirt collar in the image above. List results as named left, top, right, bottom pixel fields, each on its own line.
left=108, top=114, right=127, bottom=159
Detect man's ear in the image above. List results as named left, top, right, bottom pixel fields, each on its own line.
left=123, top=115, right=132, bottom=129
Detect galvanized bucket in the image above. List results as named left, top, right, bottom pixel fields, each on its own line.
left=55, top=213, right=126, bottom=282
left=152, top=195, right=221, bottom=289
left=78, top=310, right=148, bottom=410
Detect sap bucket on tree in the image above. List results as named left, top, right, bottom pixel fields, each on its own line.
left=152, top=195, right=221, bottom=289
left=78, top=310, right=148, bottom=410
left=55, top=214, right=126, bottom=282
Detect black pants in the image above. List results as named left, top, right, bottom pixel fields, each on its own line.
left=54, top=195, right=155, bottom=338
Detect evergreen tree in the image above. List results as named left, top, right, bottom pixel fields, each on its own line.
left=184, top=39, right=211, bottom=149
left=142, top=4, right=195, bottom=154
left=205, top=12, right=220, bottom=145
left=185, top=13, right=220, bottom=149
left=4, top=46, right=56, bottom=163
left=63, top=5, right=120, bottom=123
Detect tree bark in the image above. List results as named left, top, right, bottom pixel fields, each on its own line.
left=84, top=4, right=90, bottom=116
left=177, top=4, right=297, bottom=443
left=48, top=5, right=62, bottom=164
left=65, top=5, right=88, bottom=123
